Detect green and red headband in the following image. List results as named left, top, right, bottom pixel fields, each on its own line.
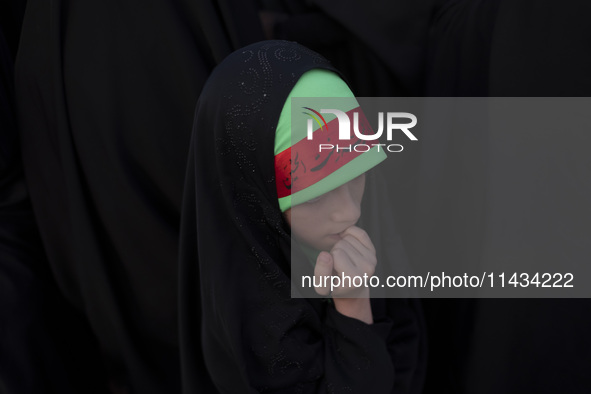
left=274, top=69, right=386, bottom=212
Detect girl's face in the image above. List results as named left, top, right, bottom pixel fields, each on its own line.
left=284, top=174, right=366, bottom=251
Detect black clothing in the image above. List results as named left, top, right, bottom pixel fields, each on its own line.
left=0, top=0, right=26, bottom=60
left=178, top=40, right=426, bottom=393
left=1, top=29, right=108, bottom=394
left=14, top=1, right=265, bottom=392
left=263, top=0, right=438, bottom=96
left=420, top=1, right=591, bottom=393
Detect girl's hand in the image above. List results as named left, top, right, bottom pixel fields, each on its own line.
left=313, top=226, right=376, bottom=323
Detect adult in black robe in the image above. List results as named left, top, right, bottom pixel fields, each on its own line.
left=2, top=27, right=110, bottom=393
left=13, top=1, right=265, bottom=392
left=259, top=0, right=438, bottom=96
left=178, top=40, right=426, bottom=393
left=419, top=1, right=591, bottom=393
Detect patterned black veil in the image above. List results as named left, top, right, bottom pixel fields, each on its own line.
left=178, top=40, right=425, bottom=393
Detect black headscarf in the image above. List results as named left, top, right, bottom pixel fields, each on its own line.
left=178, top=40, right=426, bottom=393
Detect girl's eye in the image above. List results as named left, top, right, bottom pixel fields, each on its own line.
left=352, top=173, right=366, bottom=183
left=306, top=195, right=323, bottom=204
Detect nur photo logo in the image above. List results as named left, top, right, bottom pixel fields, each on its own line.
left=303, top=107, right=418, bottom=153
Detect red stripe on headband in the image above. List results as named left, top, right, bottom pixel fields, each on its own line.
left=275, top=107, right=375, bottom=199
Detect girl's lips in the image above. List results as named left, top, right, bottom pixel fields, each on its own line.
left=326, top=233, right=342, bottom=240
left=336, top=227, right=352, bottom=237
left=326, top=226, right=353, bottom=242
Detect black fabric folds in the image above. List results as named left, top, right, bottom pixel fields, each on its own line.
left=1, top=30, right=108, bottom=394
left=13, top=0, right=265, bottom=392
left=178, top=40, right=426, bottom=393
left=263, top=0, right=438, bottom=96
left=420, top=1, right=591, bottom=393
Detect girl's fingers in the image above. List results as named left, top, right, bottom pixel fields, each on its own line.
left=330, top=247, right=359, bottom=277
left=326, top=227, right=378, bottom=296
left=332, top=238, right=363, bottom=263
left=340, top=234, right=368, bottom=258
left=329, top=248, right=359, bottom=295
left=313, top=251, right=334, bottom=296
left=341, top=226, right=375, bottom=254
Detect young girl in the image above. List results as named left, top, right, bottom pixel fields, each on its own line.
left=178, top=40, right=425, bottom=394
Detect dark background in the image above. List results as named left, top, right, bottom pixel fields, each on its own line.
left=2, top=0, right=590, bottom=393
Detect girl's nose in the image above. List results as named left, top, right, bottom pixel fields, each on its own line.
left=328, top=184, right=361, bottom=223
